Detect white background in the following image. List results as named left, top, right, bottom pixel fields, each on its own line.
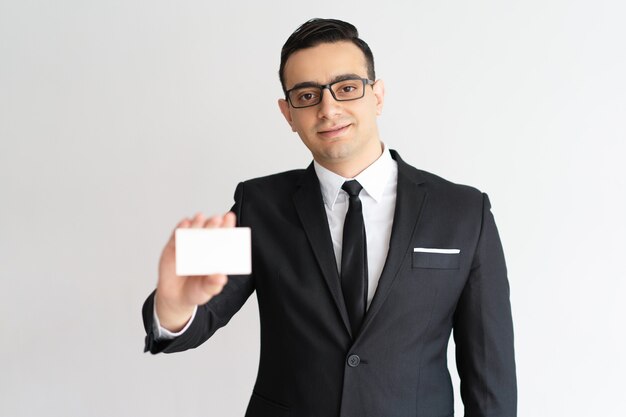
left=1, top=1, right=625, bottom=416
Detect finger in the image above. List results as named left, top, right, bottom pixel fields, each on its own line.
left=171, top=218, right=191, bottom=237
left=175, top=218, right=191, bottom=231
left=201, top=274, right=228, bottom=295
left=205, top=274, right=227, bottom=286
left=202, top=212, right=236, bottom=228
left=203, top=215, right=224, bottom=228
left=222, top=211, right=237, bottom=228
left=165, top=217, right=192, bottom=249
left=190, top=212, right=205, bottom=228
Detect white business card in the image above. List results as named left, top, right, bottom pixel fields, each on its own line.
left=175, top=227, right=251, bottom=276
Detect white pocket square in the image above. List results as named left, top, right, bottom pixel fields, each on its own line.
left=414, top=247, right=460, bottom=254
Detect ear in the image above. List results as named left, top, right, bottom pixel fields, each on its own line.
left=278, top=98, right=296, bottom=132
left=372, top=79, right=385, bottom=115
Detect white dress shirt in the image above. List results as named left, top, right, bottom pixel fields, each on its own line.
left=155, top=147, right=398, bottom=339
left=313, top=147, right=398, bottom=308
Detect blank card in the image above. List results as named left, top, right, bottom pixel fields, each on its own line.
left=175, top=227, right=251, bottom=276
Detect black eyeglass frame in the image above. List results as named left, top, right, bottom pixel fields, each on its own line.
left=285, top=77, right=375, bottom=109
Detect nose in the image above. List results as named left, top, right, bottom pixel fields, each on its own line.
left=317, top=86, right=341, bottom=118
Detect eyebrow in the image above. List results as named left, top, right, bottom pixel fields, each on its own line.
left=289, top=73, right=364, bottom=91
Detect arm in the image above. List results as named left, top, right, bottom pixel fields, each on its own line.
left=453, top=193, right=517, bottom=416
left=142, top=272, right=254, bottom=354
left=143, top=183, right=254, bottom=354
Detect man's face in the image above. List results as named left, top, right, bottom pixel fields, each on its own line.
left=278, top=41, right=385, bottom=173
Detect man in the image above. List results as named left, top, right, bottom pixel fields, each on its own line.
left=143, top=18, right=517, bottom=417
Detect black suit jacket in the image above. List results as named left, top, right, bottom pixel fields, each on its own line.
left=143, top=150, right=517, bottom=417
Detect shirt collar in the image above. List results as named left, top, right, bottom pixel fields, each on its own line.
left=314, top=146, right=395, bottom=210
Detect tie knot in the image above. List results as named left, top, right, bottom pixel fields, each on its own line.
left=342, top=180, right=363, bottom=197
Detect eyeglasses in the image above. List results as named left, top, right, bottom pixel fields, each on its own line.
left=285, top=77, right=374, bottom=109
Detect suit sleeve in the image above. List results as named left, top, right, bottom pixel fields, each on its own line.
left=142, top=182, right=255, bottom=354
left=453, top=193, right=517, bottom=416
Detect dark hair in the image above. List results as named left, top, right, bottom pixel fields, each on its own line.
left=279, top=18, right=376, bottom=94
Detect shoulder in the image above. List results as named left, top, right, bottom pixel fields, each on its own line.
left=237, top=168, right=307, bottom=193
left=231, top=168, right=312, bottom=225
left=232, top=168, right=310, bottom=206
left=392, top=150, right=485, bottom=202
left=418, top=168, right=482, bottom=198
left=393, top=151, right=490, bottom=230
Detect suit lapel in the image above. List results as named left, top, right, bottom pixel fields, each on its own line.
left=357, top=151, right=428, bottom=339
left=293, top=164, right=353, bottom=337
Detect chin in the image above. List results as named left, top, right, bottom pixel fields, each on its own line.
left=318, top=142, right=356, bottom=162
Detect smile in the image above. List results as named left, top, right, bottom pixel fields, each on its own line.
left=318, top=124, right=351, bottom=139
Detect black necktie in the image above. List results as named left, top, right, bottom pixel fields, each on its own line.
left=341, top=180, right=368, bottom=337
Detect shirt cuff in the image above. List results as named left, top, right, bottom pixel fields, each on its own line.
left=152, top=299, right=198, bottom=340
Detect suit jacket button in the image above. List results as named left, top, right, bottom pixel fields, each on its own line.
left=347, top=354, right=360, bottom=367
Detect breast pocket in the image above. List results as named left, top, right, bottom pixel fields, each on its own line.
left=412, top=248, right=460, bottom=270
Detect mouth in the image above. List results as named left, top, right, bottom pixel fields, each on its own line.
left=317, top=123, right=351, bottom=139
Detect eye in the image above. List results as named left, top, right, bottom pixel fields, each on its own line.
left=299, top=92, right=316, bottom=101
left=291, top=88, right=319, bottom=105
left=333, top=80, right=362, bottom=98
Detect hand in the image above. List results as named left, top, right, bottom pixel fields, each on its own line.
left=155, top=212, right=237, bottom=332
